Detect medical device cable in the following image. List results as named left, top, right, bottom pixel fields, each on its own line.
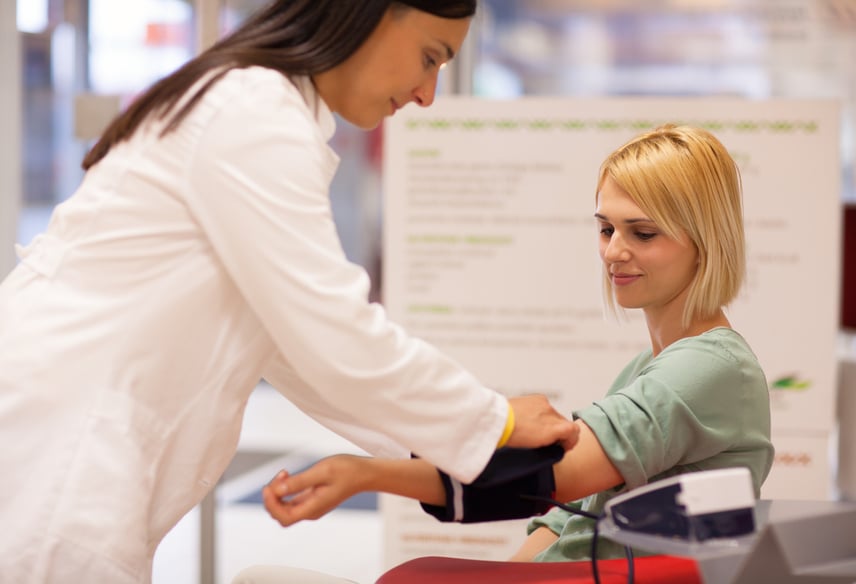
left=520, top=494, right=635, bottom=584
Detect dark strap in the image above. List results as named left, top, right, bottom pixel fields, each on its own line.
left=420, top=443, right=564, bottom=523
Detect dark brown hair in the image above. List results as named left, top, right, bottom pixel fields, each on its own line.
left=82, top=0, right=477, bottom=170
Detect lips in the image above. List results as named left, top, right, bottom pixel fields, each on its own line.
left=611, top=273, right=640, bottom=286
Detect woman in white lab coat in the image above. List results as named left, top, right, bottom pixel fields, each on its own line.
left=0, top=1, right=577, bottom=582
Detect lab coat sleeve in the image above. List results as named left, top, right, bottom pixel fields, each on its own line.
left=180, top=69, right=507, bottom=483
left=262, top=352, right=408, bottom=460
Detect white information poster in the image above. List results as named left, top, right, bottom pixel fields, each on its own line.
left=381, top=98, right=841, bottom=567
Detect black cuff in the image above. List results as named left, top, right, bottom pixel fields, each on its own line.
left=420, top=443, right=564, bottom=523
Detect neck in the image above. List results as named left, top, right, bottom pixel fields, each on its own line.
left=645, top=307, right=730, bottom=356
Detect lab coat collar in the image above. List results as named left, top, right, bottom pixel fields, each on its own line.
left=291, top=75, right=336, bottom=143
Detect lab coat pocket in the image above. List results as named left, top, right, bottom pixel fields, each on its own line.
left=49, top=390, right=168, bottom=577
left=15, top=234, right=69, bottom=279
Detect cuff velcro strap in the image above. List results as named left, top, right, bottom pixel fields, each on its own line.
left=420, top=443, right=564, bottom=524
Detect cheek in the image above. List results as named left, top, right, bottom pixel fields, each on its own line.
left=665, top=251, right=698, bottom=284
left=598, top=241, right=608, bottom=261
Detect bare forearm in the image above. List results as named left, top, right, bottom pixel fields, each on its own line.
left=263, top=454, right=447, bottom=527
left=509, top=526, right=559, bottom=561
left=359, top=457, right=446, bottom=506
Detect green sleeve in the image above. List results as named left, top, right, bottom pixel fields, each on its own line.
left=576, top=332, right=773, bottom=494
left=524, top=330, right=773, bottom=562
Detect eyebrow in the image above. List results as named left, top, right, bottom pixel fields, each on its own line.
left=443, top=42, right=455, bottom=61
left=594, top=213, right=655, bottom=224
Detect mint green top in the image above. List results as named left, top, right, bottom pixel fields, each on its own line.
left=529, top=327, right=774, bottom=562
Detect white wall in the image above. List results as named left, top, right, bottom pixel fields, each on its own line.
left=0, top=2, right=21, bottom=278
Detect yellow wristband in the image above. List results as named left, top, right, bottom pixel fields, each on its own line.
left=496, top=405, right=515, bottom=448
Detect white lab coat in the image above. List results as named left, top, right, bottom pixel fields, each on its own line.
left=0, top=67, right=508, bottom=583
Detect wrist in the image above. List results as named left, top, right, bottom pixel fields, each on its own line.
left=496, top=404, right=516, bottom=448
left=356, top=456, right=382, bottom=493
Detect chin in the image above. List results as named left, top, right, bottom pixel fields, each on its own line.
left=360, top=119, right=383, bottom=130
left=340, top=110, right=384, bottom=131
left=614, top=296, right=642, bottom=310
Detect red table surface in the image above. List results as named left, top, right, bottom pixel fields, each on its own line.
left=376, top=555, right=702, bottom=584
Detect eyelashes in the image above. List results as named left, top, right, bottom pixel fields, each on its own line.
left=598, top=226, right=658, bottom=241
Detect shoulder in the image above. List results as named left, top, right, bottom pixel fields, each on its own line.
left=657, top=328, right=759, bottom=373
left=209, top=66, right=300, bottom=98
left=185, top=67, right=335, bottom=164
left=675, top=327, right=757, bottom=360
left=176, top=67, right=339, bottom=199
left=193, top=67, right=309, bottom=121
left=645, top=328, right=767, bottom=401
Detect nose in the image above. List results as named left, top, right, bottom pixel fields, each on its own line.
left=412, top=72, right=439, bottom=108
left=602, top=232, right=631, bottom=263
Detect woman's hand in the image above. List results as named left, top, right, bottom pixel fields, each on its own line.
left=506, top=395, right=580, bottom=452
left=262, top=454, right=367, bottom=527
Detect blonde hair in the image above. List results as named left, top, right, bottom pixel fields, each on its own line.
left=597, top=124, right=745, bottom=329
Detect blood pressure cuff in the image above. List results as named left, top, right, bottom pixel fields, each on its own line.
left=420, top=443, right=564, bottom=524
